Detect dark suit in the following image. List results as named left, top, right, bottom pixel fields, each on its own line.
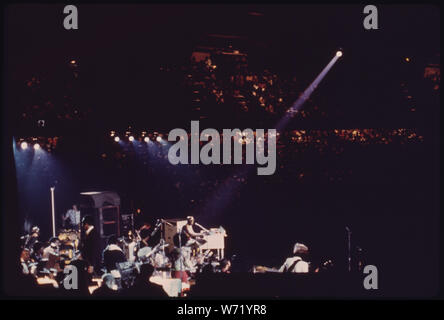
left=80, top=227, right=100, bottom=269
left=103, top=245, right=127, bottom=272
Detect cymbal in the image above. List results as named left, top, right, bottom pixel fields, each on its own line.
left=137, top=246, right=152, bottom=258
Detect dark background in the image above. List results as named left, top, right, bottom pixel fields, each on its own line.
left=2, top=4, right=440, bottom=297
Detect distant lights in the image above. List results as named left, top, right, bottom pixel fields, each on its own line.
left=20, top=142, right=28, bottom=150
left=336, top=51, right=343, bottom=57
left=156, top=136, right=162, bottom=142
left=144, top=136, right=150, bottom=143
left=114, top=136, right=120, bottom=142
left=129, top=136, right=135, bottom=142
left=33, top=143, right=40, bottom=150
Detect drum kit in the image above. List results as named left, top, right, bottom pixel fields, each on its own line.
left=58, top=229, right=80, bottom=262
left=112, top=234, right=173, bottom=286
left=18, top=229, right=80, bottom=279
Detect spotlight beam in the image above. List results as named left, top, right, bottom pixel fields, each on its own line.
left=276, top=52, right=342, bottom=131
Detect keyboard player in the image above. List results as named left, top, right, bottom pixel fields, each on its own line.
left=181, top=216, right=208, bottom=248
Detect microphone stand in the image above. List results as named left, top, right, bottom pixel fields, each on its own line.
left=157, top=220, right=168, bottom=272
left=50, top=187, right=56, bottom=238
left=345, top=226, right=352, bottom=272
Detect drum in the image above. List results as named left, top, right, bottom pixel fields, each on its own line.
left=58, top=230, right=79, bottom=242
left=59, top=243, right=74, bottom=260
left=151, top=251, right=170, bottom=269
left=137, top=246, right=152, bottom=263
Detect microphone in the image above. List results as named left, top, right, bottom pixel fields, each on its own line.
left=195, top=222, right=209, bottom=232
left=150, top=221, right=161, bottom=237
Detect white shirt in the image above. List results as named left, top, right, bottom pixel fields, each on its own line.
left=65, top=209, right=81, bottom=226
left=279, top=256, right=309, bottom=273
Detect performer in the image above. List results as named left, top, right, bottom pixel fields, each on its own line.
left=134, top=222, right=152, bottom=248
left=171, top=245, right=193, bottom=284
left=62, top=204, right=81, bottom=230
left=22, top=226, right=40, bottom=251
left=43, top=237, right=60, bottom=259
left=139, top=228, right=152, bottom=249
left=20, top=248, right=32, bottom=275
left=218, top=258, right=232, bottom=274
left=102, top=235, right=127, bottom=273
left=31, top=241, right=45, bottom=262
left=278, top=242, right=310, bottom=273
left=181, top=216, right=208, bottom=247
left=79, top=215, right=100, bottom=272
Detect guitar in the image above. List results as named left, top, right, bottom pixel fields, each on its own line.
left=252, top=265, right=281, bottom=273
left=253, top=259, right=333, bottom=274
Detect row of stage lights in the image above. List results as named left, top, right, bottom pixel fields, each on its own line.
left=110, top=131, right=165, bottom=143
left=109, top=130, right=279, bottom=145
left=19, top=141, right=41, bottom=150
left=15, top=137, right=59, bottom=152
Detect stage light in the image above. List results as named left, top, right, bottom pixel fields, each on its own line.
left=21, top=142, right=28, bottom=150
left=156, top=136, right=162, bottom=142
left=144, top=137, right=150, bottom=143
left=33, top=143, right=40, bottom=150
left=114, top=136, right=120, bottom=142
left=336, top=51, right=343, bottom=57
left=129, top=136, right=135, bottom=142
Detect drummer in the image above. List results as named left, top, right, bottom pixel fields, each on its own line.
left=43, top=237, right=60, bottom=259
